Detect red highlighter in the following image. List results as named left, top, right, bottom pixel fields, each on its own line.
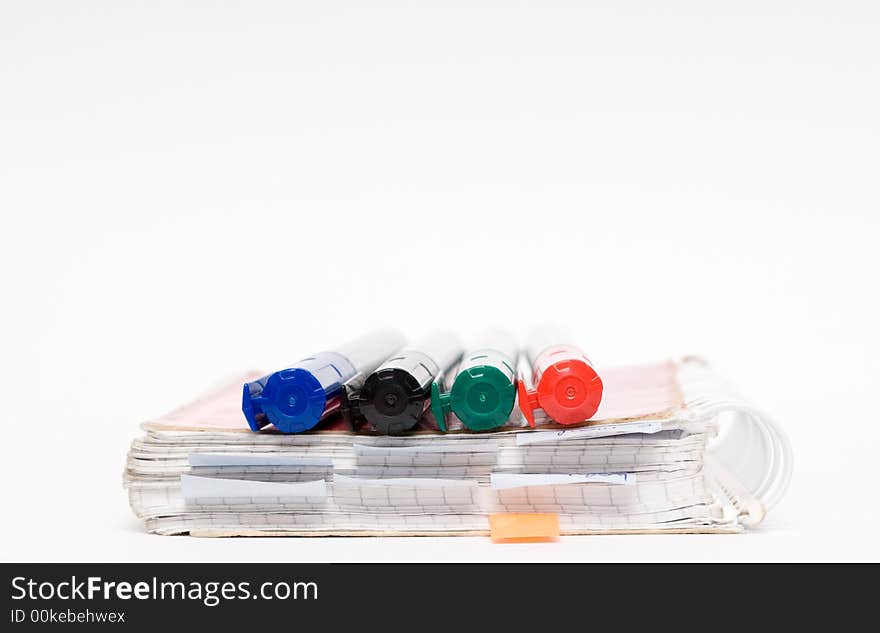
left=517, top=327, right=603, bottom=427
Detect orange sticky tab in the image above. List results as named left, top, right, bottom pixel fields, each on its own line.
left=489, top=513, right=560, bottom=542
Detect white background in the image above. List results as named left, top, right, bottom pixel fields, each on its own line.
left=1, top=1, right=877, bottom=561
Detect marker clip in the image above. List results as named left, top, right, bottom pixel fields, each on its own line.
left=516, top=356, right=539, bottom=428
left=241, top=378, right=271, bottom=431
left=339, top=373, right=366, bottom=431
left=430, top=381, right=453, bottom=432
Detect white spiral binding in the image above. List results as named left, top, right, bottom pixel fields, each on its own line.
left=678, top=358, right=793, bottom=525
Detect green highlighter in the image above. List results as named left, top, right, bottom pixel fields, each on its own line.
left=431, top=330, right=518, bottom=432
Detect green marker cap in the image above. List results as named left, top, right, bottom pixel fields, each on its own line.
left=449, top=363, right=516, bottom=431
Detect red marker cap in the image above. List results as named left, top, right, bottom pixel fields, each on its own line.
left=518, top=344, right=603, bottom=425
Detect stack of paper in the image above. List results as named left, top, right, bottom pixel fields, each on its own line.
left=124, top=359, right=791, bottom=536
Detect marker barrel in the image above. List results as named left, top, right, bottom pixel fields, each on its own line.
left=358, top=330, right=463, bottom=435
left=517, top=327, right=603, bottom=427
left=242, top=328, right=405, bottom=434
left=431, top=330, right=518, bottom=431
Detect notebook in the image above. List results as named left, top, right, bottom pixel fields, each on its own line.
left=123, top=358, right=791, bottom=536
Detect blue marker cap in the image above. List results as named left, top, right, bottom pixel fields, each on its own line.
left=242, top=352, right=355, bottom=434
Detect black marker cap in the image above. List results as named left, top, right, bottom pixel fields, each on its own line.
left=358, top=367, right=427, bottom=435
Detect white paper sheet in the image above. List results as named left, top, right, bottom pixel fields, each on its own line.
left=353, top=442, right=498, bottom=455
left=332, top=474, right=478, bottom=488
left=490, top=472, right=636, bottom=490
left=188, top=453, right=334, bottom=467
left=180, top=474, right=328, bottom=500
left=515, top=421, right=665, bottom=445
